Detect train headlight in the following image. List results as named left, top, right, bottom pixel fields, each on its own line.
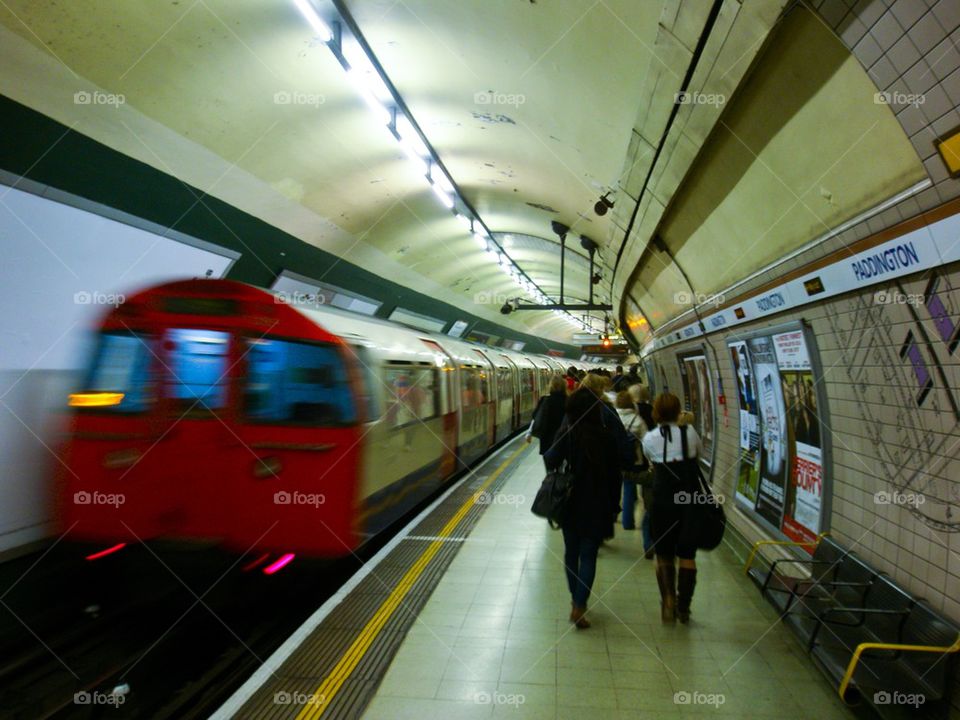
left=69, top=392, right=124, bottom=407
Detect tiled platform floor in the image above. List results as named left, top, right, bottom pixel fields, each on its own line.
left=363, top=445, right=857, bottom=719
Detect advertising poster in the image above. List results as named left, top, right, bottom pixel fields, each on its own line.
left=680, top=355, right=714, bottom=467
left=748, top=336, right=787, bottom=528
left=729, top=341, right=761, bottom=508
left=774, top=331, right=823, bottom=546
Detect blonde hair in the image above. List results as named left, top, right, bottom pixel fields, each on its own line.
left=579, top=373, right=607, bottom=395
left=678, top=410, right=695, bottom=426
left=628, top=384, right=650, bottom=403
left=548, top=374, right=566, bottom=393
left=615, top=390, right=634, bottom=409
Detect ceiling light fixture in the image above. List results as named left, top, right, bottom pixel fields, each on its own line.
left=291, top=0, right=556, bottom=319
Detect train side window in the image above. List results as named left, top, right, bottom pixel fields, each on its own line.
left=349, top=345, right=380, bottom=422
left=244, top=338, right=357, bottom=426
left=79, top=331, right=154, bottom=413
left=461, top=366, right=489, bottom=407
left=497, top=367, right=511, bottom=400
left=383, top=365, right=438, bottom=426
left=165, top=329, right=230, bottom=415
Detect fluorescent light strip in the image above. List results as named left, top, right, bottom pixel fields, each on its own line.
left=297, top=0, right=555, bottom=313
left=293, top=0, right=332, bottom=41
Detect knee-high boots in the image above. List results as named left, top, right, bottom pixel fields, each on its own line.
left=677, top=567, right=697, bottom=624
left=655, top=558, right=676, bottom=624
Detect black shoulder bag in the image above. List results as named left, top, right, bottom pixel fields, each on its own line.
left=531, top=434, right=574, bottom=529
left=679, top=425, right=726, bottom=551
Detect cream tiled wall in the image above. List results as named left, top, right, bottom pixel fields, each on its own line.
left=645, top=257, right=960, bottom=713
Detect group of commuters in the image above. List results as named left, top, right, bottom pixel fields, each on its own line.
left=527, top=366, right=703, bottom=629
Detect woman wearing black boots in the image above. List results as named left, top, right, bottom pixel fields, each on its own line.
left=641, top=393, right=702, bottom=624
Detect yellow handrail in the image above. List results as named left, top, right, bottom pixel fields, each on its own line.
left=837, top=635, right=960, bottom=703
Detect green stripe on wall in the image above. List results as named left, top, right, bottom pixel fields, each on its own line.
left=0, top=94, right=577, bottom=357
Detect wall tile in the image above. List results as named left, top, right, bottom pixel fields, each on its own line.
left=931, top=0, right=960, bottom=34
left=891, top=0, right=930, bottom=30
left=871, top=8, right=907, bottom=48
left=854, top=31, right=886, bottom=66
left=887, top=34, right=923, bottom=73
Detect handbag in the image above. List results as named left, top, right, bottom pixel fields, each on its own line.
left=531, top=439, right=574, bottom=529
left=530, top=398, right=546, bottom=439
left=678, top=425, right=726, bottom=550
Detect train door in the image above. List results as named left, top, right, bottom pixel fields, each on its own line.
left=421, top=339, right=457, bottom=479
left=470, top=350, right=497, bottom=448
left=517, top=358, right=538, bottom=424
left=232, top=335, right=363, bottom=554
left=498, top=354, right=521, bottom=430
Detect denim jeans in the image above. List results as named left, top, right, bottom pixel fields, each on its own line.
left=621, top=480, right=637, bottom=529
left=562, top=526, right=600, bottom=608
left=641, top=509, right=653, bottom=552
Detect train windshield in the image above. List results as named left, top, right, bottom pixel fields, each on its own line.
left=164, top=328, right=231, bottom=417
left=75, top=331, right=154, bottom=413
left=243, top=338, right=356, bottom=426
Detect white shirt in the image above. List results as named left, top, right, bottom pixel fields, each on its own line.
left=642, top=423, right=702, bottom=463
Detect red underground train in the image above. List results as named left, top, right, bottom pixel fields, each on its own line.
left=58, top=279, right=602, bottom=567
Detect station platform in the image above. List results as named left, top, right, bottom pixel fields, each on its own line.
left=215, top=437, right=857, bottom=720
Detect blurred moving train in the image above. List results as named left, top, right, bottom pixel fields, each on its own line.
left=59, top=279, right=606, bottom=562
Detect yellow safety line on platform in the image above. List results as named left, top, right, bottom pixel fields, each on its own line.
left=295, top=442, right=528, bottom=720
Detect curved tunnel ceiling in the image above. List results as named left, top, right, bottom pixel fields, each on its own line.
left=0, top=0, right=930, bottom=348
left=618, top=5, right=926, bottom=340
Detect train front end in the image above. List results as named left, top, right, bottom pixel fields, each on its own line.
left=59, top=279, right=365, bottom=558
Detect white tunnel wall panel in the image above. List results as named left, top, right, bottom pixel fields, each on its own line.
left=0, top=184, right=235, bottom=555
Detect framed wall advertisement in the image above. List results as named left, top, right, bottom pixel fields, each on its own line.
left=726, top=322, right=831, bottom=548
left=677, top=349, right=717, bottom=472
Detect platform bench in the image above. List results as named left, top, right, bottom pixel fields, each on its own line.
left=746, top=536, right=960, bottom=719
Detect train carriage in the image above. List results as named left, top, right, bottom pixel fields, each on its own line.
left=59, top=279, right=585, bottom=560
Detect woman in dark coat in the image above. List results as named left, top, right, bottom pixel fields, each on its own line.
left=545, top=388, right=624, bottom=628
left=526, top=374, right=568, bottom=468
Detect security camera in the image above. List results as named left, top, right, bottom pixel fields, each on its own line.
left=500, top=301, right=513, bottom=315
left=594, top=192, right=614, bottom=216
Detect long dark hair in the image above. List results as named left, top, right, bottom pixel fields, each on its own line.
left=564, top=388, right=610, bottom=463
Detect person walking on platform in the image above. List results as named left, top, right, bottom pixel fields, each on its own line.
left=642, top=393, right=703, bottom=624
left=628, top=384, right=657, bottom=557
left=545, top=388, right=624, bottom=629
left=611, top=365, right=626, bottom=391
left=614, top=390, right=647, bottom=531
left=526, top=374, right=567, bottom=468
